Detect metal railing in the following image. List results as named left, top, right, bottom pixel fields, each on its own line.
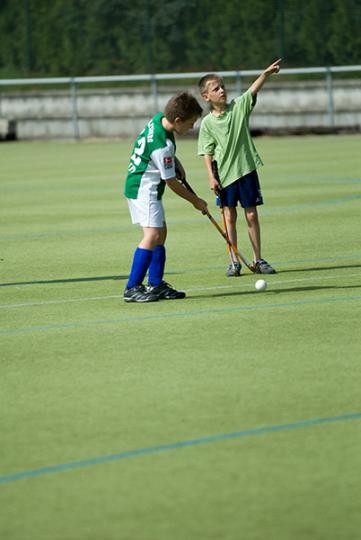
left=1, top=65, right=360, bottom=138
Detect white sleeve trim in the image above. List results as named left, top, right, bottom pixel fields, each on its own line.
left=150, top=140, right=176, bottom=180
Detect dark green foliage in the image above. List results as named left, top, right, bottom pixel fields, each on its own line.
left=0, top=0, right=360, bottom=77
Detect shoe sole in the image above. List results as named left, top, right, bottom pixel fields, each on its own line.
left=162, top=295, right=186, bottom=300
left=124, top=295, right=159, bottom=303
left=158, top=293, right=186, bottom=300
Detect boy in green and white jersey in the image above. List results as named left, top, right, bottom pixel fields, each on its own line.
left=123, top=92, right=207, bottom=303
left=198, top=59, right=281, bottom=276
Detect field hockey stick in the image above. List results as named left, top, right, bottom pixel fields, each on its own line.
left=217, top=190, right=239, bottom=270
left=202, top=205, right=254, bottom=272
left=211, top=161, right=238, bottom=269
left=214, top=181, right=237, bottom=269
left=175, top=171, right=255, bottom=272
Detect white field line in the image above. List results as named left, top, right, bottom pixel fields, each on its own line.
left=0, top=294, right=124, bottom=309
left=1, top=272, right=360, bottom=310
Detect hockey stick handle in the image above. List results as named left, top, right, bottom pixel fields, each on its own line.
left=179, top=176, right=196, bottom=196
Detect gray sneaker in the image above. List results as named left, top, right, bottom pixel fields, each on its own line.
left=254, top=259, right=276, bottom=274
left=226, top=262, right=241, bottom=277
left=123, top=284, right=159, bottom=303
left=147, top=281, right=186, bottom=300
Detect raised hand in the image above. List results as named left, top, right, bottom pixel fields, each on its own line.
left=264, top=58, right=282, bottom=75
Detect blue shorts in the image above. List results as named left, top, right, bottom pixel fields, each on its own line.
left=216, top=170, right=263, bottom=209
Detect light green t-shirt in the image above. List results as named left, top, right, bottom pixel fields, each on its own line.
left=197, top=89, right=263, bottom=188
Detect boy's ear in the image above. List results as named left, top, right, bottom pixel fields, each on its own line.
left=201, top=92, right=210, bottom=102
left=173, top=117, right=184, bottom=130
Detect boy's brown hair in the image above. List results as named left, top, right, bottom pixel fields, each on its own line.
left=198, top=74, right=225, bottom=96
left=164, top=92, right=202, bottom=122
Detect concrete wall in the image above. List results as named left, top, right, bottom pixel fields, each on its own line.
left=1, top=79, right=360, bottom=139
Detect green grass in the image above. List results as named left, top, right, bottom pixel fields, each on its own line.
left=1, top=135, right=361, bottom=540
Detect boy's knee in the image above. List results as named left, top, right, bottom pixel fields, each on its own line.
left=141, top=227, right=166, bottom=249
left=225, top=208, right=237, bottom=225
left=245, top=208, right=259, bottom=226
left=153, top=231, right=163, bottom=243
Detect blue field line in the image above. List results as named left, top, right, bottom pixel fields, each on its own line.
left=0, top=294, right=360, bottom=336
left=1, top=412, right=361, bottom=486
left=1, top=194, right=360, bottom=242
left=262, top=193, right=361, bottom=214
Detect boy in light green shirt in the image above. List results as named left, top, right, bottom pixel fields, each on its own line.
left=198, top=59, right=281, bottom=276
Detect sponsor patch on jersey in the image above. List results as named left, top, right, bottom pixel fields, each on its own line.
left=163, top=156, right=173, bottom=169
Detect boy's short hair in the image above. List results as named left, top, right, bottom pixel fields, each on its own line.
left=198, top=74, right=224, bottom=95
left=164, top=92, right=202, bottom=122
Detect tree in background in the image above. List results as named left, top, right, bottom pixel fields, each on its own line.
left=0, top=0, right=360, bottom=77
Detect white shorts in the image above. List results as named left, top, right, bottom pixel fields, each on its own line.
left=127, top=198, right=165, bottom=227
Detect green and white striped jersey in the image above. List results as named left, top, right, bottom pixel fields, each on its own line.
left=124, top=112, right=176, bottom=201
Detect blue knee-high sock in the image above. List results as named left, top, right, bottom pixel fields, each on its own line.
left=126, top=247, right=153, bottom=289
left=148, top=245, right=166, bottom=287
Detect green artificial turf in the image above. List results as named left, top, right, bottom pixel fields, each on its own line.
left=1, top=135, right=361, bottom=540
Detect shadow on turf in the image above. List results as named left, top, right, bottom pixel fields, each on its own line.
left=192, top=283, right=361, bottom=299
left=0, top=275, right=128, bottom=287
left=270, top=284, right=361, bottom=293
left=0, top=270, right=184, bottom=288
left=1, top=262, right=359, bottom=289
left=276, top=262, right=361, bottom=274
